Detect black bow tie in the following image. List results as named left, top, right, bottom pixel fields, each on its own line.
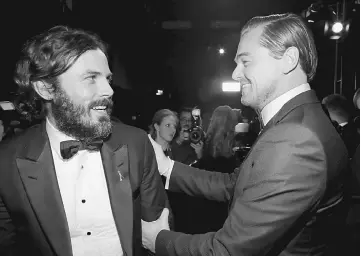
left=60, top=140, right=103, bottom=160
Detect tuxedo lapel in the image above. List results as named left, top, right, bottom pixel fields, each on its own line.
left=16, top=123, right=72, bottom=256
left=102, top=143, right=133, bottom=256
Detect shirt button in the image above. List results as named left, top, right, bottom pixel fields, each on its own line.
left=87, top=232, right=91, bottom=235
left=81, top=165, right=84, bottom=169
left=81, top=199, right=86, bottom=203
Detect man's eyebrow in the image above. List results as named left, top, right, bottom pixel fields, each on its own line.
left=234, top=52, right=251, bottom=63
left=81, top=70, right=113, bottom=78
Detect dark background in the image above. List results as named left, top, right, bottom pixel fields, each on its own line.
left=2, top=0, right=360, bottom=130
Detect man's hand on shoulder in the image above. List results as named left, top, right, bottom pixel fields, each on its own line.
left=141, top=208, right=170, bottom=253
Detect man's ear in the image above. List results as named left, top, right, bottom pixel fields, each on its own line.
left=33, top=81, right=54, bottom=100
left=282, top=46, right=299, bottom=75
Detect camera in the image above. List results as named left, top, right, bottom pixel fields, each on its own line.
left=186, top=108, right=204, bottom=144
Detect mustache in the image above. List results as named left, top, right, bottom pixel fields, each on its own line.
left=88, top=98, right=113, bottom=109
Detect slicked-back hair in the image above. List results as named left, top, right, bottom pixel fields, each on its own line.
left=241, top=13, right=318, bottom=81
left=14, top=25, right=108, bottom=120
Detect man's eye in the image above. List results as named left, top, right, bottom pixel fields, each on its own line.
left=87, top=75, right=97, bottom=81
left=242, top=60, right=250, bottom=66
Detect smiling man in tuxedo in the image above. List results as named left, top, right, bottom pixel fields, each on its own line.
left=142, top=13, right=349, bottom=255
left=0, top=26, right=168, bottom=256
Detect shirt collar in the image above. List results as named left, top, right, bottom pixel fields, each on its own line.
left=339, top=122, right=348, bottom=127
left=46, top=118, right=76, bottom=159
left=261, top=83, right=311, bottom=126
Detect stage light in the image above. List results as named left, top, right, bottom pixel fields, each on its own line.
left=156, top=90, right=163, bottom=96
left=222, top=82, right=240, bottom=92
left=324, top=20, right=350, bottom=40
left=219, top=48, right=225, bottom=55
left=332, top=22, right=343, bottom=33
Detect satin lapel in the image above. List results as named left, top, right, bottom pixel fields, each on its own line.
left=16, top=141, right=72, bottom=256
left=102, top=143, right=133, bottom=256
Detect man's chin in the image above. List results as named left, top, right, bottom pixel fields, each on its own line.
left=96, top=121, right=113, bottom=140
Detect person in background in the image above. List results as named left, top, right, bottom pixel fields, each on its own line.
left=171, top=124, right=199, bottom=165
left=142, top=13, right=349, bottom=255
left=0, top=25, right=169, bottom=256
left=353, top=88, right=360, bottom=111
left=195, top=105, right=239, bottom=173
left=188, top=105, right=240, bottom=234
left=178, top=107, right=193, bottom=128
left=322, top=94, right=359, bottom=157
left=147, top=109, right=178, bottom=229
left=148, top=109, right=178, bottom=157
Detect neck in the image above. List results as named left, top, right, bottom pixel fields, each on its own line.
left=257, top=72, right=308, bottom=112
left=156, top=137, right=169, bottom=151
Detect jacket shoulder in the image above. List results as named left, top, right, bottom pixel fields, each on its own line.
left=0, top=123, right=43, bottom=156
left=110, top=121, right=148, bottom=142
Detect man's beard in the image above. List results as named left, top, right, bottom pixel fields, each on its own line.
left=50, top=88, right=113, bottom=143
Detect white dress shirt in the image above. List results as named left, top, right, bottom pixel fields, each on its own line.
left=160, top=84, right=311, bottom=188
left=46, top=120, right=123, bottom=256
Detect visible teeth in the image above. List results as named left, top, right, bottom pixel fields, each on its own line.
left=92, top=106, right=106, bottom=110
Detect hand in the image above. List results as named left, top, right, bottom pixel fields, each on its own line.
left=148, top=135, right=172, bottom=176
left=142, top=208, right=170, bottom=253
left=191, top=141, right=204, bottom=159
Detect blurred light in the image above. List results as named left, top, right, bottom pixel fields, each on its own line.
left=332, top=22, right=343, bottom=33
left=156, top=90, right=163, bottom=96
left=324, top=20, right=350, bottom=40
left=307, top=20, right=315, bottom=23
left=222, top=82, right=240, bottom=92
left=219, top=48, right=225, bottom=55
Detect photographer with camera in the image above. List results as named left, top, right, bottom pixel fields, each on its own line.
left=171, top=107, right=204, bottom=165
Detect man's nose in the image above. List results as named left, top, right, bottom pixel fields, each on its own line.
left=99, top=79, right=114, bottom=98
left=232, top=64, right=243, bottom=81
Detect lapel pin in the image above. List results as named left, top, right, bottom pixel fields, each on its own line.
left=117, top=170, right=124, bottom=181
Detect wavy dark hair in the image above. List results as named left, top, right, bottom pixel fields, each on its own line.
left=13, top=25, right=108, bottom=121
left=148, top=109, right=179, bottom=141
left=204, top=105, right=239, bottom=158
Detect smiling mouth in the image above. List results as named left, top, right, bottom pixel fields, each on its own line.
left=91, top=106, right=109, bottom=114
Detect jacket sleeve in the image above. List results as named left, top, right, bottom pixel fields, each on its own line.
left=155, top=124, right=327, bottom=255
left=169, top=161, right=239, bottom=202
left=140, top=132, right=169, bottom=222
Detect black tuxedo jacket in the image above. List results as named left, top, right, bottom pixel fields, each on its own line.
left=0, top=121, right=167, bottom=255
left=156, top=90, right=350, bottom=255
